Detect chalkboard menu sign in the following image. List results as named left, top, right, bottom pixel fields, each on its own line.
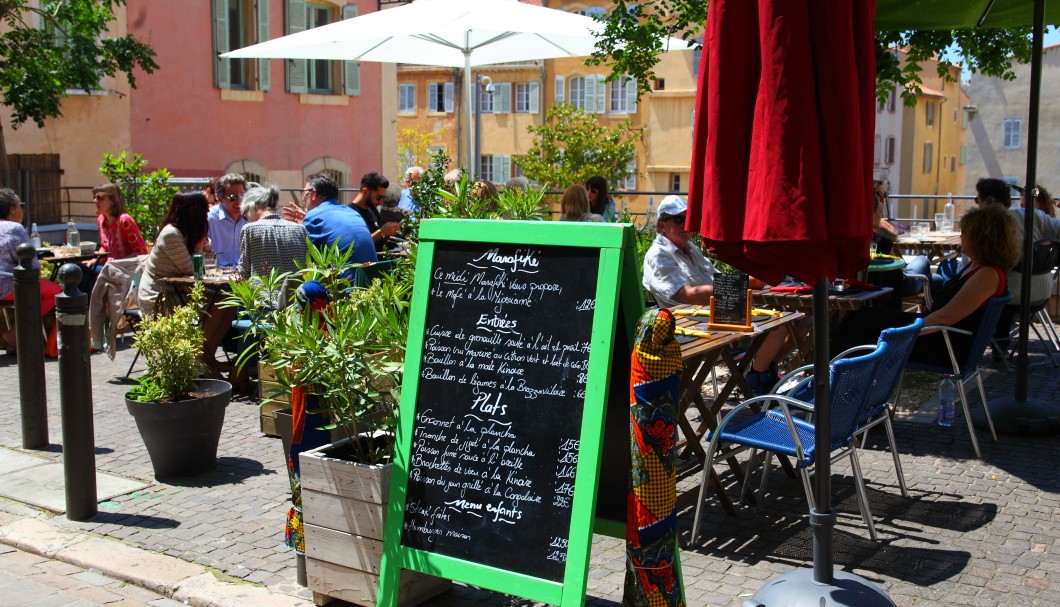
left=380, top=220, right=644, bottom=607
left=400, top=242, right=598, bottom=581
left=709, top=272, right=752, bottom=330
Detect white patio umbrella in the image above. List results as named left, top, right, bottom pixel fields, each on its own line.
left=224, top=0, right=690, bottom=171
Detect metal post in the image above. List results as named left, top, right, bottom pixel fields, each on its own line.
left=13, top=243, right=47, bottom=449
left=55, top=263, right=97, bottom=521
left=811, top=276, right=834, bottom=584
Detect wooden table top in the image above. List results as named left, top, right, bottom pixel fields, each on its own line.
left=672, top=307, right=806, bottom=360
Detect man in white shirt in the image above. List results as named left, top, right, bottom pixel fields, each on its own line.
left=642, top=195, right=788, bottom=394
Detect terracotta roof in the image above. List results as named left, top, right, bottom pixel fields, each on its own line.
left=916, top=84, right=945, bottom=98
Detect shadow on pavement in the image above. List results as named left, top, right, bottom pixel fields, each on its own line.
left=159, top=456, right=275, bottom=488
left=89, top=511, right=180, bottom=529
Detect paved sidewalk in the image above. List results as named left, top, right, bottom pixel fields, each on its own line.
left=0, top=338, right=1058, bottom=606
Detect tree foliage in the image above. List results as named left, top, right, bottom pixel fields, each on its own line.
left=396, top=127, right=448, bottom=177
left=514, top=103, right=642, bottom=192
left=0, top=1, right=158, bottom=129
left=588, top=0, right=1034, bottom=105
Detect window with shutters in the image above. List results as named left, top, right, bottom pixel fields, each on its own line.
left=479, top=155, right=512, bottom=183
left=515, top=82, right=539, bottom=114
left=925, top=101, right=936, bottom=127
left=670, top=174, right=681, bottom=192
left=399, top=83, right=415, bottom=113
left=428, top=82, right=454, bottom=113
left=585, top=6, right=606, bottom=18
left=1003, top=118, right=1022, bottom=149
left=621, top=161, right=636, bottom=191
left=479, top=84, right=494, bottom=113
left=874, top=135, right=882, bottom=165
left=922, top=142, right=933, bottom=174
left=885, top=136, right=895, bottom=164
left=213, top=0, right=270, bottom=91
left=609, top=76, right=637, bottom=114
left=570, top=75, right=605, bottom=113
left=286, top=1, right=359, bottom=96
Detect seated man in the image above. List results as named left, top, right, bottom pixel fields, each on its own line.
left=301, top=173, right=377, bottom=265
left=642, top=195, right=789, bottom=394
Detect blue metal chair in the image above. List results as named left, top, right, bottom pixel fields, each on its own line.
left=691, top=343, right=888, bottom=543
left=894, top=294, right=1011, bottom=459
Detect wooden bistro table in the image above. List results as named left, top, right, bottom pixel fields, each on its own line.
left=673, top=305, right=805, bottom=514
left=40, top=247, right=110, bottom=281
left=893, top=231, right=962, bottom=265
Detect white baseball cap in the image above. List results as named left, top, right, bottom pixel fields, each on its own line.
left=657, top=195, right=688, bottom=218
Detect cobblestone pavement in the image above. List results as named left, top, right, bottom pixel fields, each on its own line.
left=0, top=336, right=1057, bottom=606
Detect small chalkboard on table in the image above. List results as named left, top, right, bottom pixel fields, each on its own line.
left=708, top=272, right=753, bottom=332
left=377, top=219, right=645, bottom=607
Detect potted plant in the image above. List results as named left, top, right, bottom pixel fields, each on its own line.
left=125, top=283, right=232, bottom=479
left=225, top=243, right=447, bottom=605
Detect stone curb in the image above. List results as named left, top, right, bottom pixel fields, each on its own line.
left=0, top=511, right=311, bottom=607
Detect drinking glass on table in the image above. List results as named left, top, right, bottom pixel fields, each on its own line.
left=934, top=213, right=946, bottom=232
left=203, top=252, right=218, bottom=276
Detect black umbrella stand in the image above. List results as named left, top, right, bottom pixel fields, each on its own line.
left=976, top=0, right=1060, bottom=436
left=746, top=278, right=894, bottom=607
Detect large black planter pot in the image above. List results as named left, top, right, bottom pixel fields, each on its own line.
left=125, top=378, right=232, bottom=479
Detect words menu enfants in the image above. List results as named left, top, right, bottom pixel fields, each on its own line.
left=401, top=242, right=600, bottom=581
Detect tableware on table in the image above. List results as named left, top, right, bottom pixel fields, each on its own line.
left=204, top=252, right=218, bottom=274
left=869, top=242, right=878, bottom=256
left=832, top=278, right=847, bottom=293
left=80, top=241, right=97, bottom=254
left=940, top=219, right=954, bottom=233
left=934, top=213, right=946, bottom=231
left=192, top=254, right=204, bottom=279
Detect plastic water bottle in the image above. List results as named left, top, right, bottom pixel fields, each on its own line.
left=944, top=196, right=955, bottom=222
left=938, top=375, right=956, bottom=427
left=30, top=223, right=40, bottom=249
left=66, top=221, right=80, bottom=248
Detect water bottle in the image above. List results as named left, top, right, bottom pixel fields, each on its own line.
left=66, top=221, right=80, bottom=249
left=944, top=196, right=955, bottom=223
left=30, top=222, right=41, bottom=249
left=938, top=375, right=956, bottom=427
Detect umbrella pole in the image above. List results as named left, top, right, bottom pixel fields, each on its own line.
left=464, top=45, right=475, bottom=173
left=980, top=0, right=1060, bottom=436
left=745, top=278, right=894, bottom=606
left=811, top=277, right=834, bottom=584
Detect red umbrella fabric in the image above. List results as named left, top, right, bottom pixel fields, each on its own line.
left=687, top=0, right=877, bottom=286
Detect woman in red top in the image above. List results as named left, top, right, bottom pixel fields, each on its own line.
left=833, top=205, right=1020, bottom=367
left=94, top=184, right=148, bottom=259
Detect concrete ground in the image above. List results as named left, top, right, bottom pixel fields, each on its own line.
left=0, top=334, right=1057, bottom=606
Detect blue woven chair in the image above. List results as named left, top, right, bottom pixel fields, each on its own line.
left=691, top=343, right=888, bottom=543
left=893, top=294, right=1010, bottom=459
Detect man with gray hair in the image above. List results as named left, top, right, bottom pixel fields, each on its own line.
left=208, top=173, right=248, bottom=267
left=398, top=165, right=423, bottom=213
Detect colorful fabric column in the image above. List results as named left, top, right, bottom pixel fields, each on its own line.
left=625, top=308, right=685, bottom=607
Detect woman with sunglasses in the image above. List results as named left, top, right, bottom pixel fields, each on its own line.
left=585, top=176, right=615, bottom=222
left=93, top=183, right=148, bottom=260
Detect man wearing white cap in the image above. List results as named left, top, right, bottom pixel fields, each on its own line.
left=642, top=195, right=788, bottom=393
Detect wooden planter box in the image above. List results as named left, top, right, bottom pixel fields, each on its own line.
left=258, top=361, right=291, bottom=437
left=300, top=438, right=450, bottom=606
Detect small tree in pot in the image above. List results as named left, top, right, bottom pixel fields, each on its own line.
left=126, top=284, right=232, bottom=479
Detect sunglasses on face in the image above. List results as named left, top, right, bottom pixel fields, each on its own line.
left=224, top=193, right=243, bottom=201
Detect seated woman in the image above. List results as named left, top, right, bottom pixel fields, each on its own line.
left=238, top=185, right=308, bottom=306
left=833, top=204, right=1020, bottom=367
left=0, top=188, right=62, bottom=353
left=94, top=183, right=148, bottom=260
left=138, top=191, right=233, bottom=376
left=586, top=175, right=616, bottom=222
left=558, top=185, right=603, bottom=222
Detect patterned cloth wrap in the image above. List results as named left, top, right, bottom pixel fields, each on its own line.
left=283, top=280, right=334, bottom=556
left=624, top=308, right=686, bottom=607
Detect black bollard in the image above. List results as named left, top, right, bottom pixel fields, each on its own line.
left=13, top=243, right=47, bottom=449
left=55, top=263, right=97, bottom=521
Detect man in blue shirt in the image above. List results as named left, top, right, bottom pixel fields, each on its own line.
left=302, top=173, right=377, bottom=264
left=397, top=166, right=422, bottom=213
left=207, top=173, right=248, bottom=267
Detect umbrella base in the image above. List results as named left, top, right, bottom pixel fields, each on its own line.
left=743, top=569, right=895, bottom=607
left=973, top=396, right=1060, bottom=435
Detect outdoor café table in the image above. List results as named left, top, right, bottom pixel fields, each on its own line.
left=39, top=247, right=110, bottom=281
left=156, top=274, right=233, bottom=309
left=752, top=285, right=893, bottom=367
left=672, top=305, right=805, bottom=514
left=893, top=231, right=962, bottom=265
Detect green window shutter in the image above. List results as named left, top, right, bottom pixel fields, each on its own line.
left=286, top=0, right=307, bottom=94
left=626, top=77, right=637, bottom=113
left=554, top=75, right=564, bottom=104
left=257, top=0, right=270, bottom=90
left=492, top=155, right=505, bottom=181
left=213, top=0, right=230, bottom=89
left=501, top=155, right=512, bottom=181
left=444, top=82, right=454, bottom=113
left=529, top=81, right=539, bottom=114
left=343, top=4, right=360, bottom=96
left=495, top=83, right=511, bottom=114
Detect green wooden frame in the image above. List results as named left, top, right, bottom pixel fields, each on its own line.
left=378, top=219, right=643, bottom=607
